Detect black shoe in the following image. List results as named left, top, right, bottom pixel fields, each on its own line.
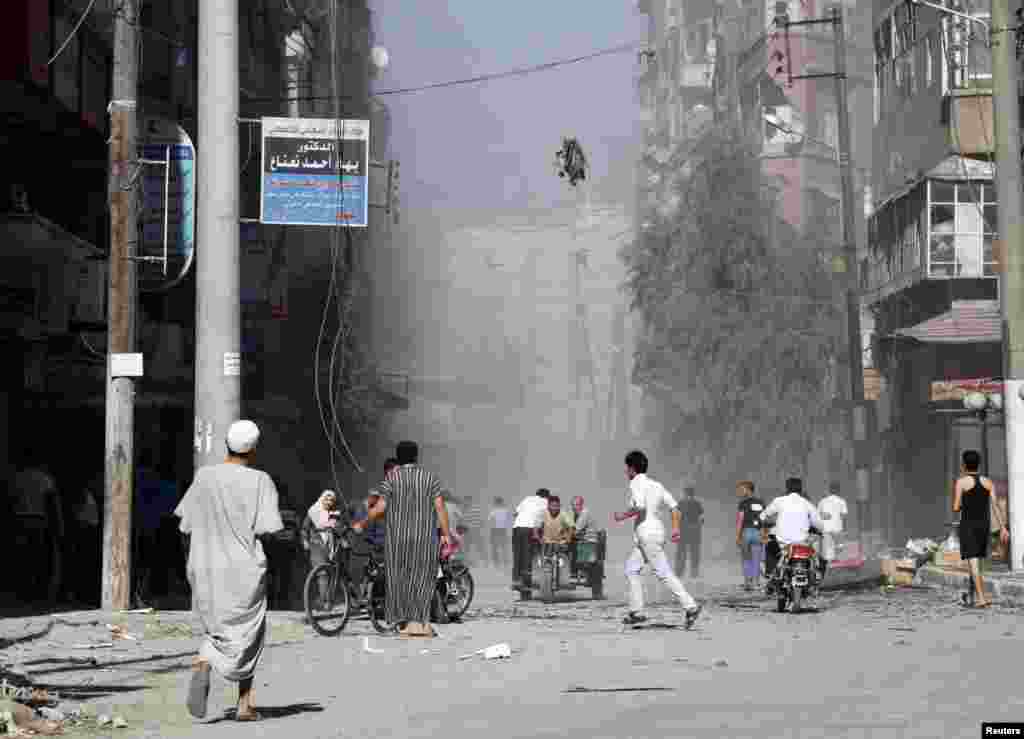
left=684, top=603, right=703, bottom=630
left=622, top=612, right=648, bottom=625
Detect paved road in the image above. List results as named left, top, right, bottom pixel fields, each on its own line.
left=8, top=563, right=1024, bottom=738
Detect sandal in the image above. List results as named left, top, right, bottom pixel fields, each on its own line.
left=235, top=711, right=263, bottom=722
left=399, top=622, right=435, bottom=638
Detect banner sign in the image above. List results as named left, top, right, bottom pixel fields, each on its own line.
left=260, top=117, right=369, bottom=227
left=930, top=377, right=1003, bottom=403
left=138, top=117, right=196, bottom=291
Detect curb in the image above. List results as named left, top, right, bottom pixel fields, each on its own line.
left=916, top=565, right=1024, bottom=605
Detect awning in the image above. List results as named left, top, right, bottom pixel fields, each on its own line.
left=873, top=155, right=993, bottom=212
left=891, top=300, right=1001, bottom=344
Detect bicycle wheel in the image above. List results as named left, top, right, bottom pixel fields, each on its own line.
left=367, top=573, right=392, bottom=634
left=303, top=563, right=350, bottom=636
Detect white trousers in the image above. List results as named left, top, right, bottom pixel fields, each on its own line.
left=821, top=532, right=838, bottom=561
left=625, top=534, right=697, bottom=614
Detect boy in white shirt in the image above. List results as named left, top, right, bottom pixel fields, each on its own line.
left=614, top=450, right=702, bottom=629
left=817, top=482, right=848, bottom=568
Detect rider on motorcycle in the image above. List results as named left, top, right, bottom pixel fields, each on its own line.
left=759, top=478, right=824, bottom=592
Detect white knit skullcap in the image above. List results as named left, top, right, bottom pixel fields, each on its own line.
left=226, top=420, right=260, bottom=455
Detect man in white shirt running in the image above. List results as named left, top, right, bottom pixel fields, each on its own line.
left=817, top=482, right=848, bottom=570
left=614, top=451, right=702, bottom=629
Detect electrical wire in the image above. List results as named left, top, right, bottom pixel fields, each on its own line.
left=376, top=40, right=645, bottom=94
left=48, top=0, right=98, bottom=66
left=240, top=40, right=647, bottom=104
left=324, top=0, right=363, bottom=483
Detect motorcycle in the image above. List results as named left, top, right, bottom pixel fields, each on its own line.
left=430, top=541, right=475, bottom=624
left=769, top=533, right=822, bottom=614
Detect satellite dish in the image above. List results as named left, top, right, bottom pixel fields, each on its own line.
left=137, top=117, right=196, bottom=292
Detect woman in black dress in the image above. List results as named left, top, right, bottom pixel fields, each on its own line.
left=953, top=449, right=995, bottom=607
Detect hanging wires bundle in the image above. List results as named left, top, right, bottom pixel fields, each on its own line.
left=312, top=0, right=364, bottom=518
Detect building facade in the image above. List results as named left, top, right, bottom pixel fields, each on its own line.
left=865, top=0, right=1004, bottom=543
left=0, top=0, right=400, bottom=606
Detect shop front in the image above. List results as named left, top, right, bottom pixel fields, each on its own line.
left=881, top=299, right=1005, bottom=549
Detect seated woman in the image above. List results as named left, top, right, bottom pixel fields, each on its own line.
left=301, top=490, right=341, bottom=606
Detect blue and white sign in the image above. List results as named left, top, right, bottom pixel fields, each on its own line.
left=138, top=117, right=196, bottom=292
left=260, top=117, right=369, bottom=228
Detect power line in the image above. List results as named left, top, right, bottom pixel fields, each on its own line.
left=48, top=0, right=99, bottom=66
left=374, top=40, right=646, bottom=95
left=240, top=40, right=647, bottom=103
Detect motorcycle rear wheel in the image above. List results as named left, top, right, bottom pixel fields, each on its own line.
left=448, top=564, right=474, bottom=619
left=790, top=589, right=803, bottom=614
left=539, top=564, right=555, bottom=602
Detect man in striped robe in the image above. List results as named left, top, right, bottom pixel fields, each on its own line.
left=358, top=441, right=452, bottom=637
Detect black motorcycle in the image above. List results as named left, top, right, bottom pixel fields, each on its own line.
left=431, top=547, right=475, bottom=623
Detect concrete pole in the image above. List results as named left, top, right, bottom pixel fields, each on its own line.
left=102, top=0, right=139, bottom=611
left=992, top=0, right=1024, bottom=571
left=195, top=0, right=241, bottom=470
left=832, top=7, right=868, bottom=534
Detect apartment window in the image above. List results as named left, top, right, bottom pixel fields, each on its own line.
left=892, top=2, right=917, bottom=100
left=928, top=180, right=997, bottom=278
left=875, top=5, right=925, bottom=118
left=943, top=14, right=992, bottom=91
left=867, top=184, right=926, bottom=291
left=874, top=18, right=891, bottom=120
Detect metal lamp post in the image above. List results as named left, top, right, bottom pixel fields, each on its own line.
left=963, top=391, right=1003, bottom=471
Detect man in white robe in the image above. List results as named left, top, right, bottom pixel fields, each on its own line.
left=175, top=420, right=283, bottom=722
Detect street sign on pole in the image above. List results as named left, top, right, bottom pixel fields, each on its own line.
left=138, top=117, right=195, bottom=292
left=259, top=117, right=369, bottom=227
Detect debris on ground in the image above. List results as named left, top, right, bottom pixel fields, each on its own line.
left=563, top=686, right=673, bottom=694
left=362, top=637, right=384, bottom=655
left=0, top=699, right=62, bottom=736
left=458, top=643, right=512, bottom=661
left=143, top=621, right=194, bottom=639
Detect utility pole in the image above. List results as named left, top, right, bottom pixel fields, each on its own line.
left=102, top=0, right=139, bottom=612
left=831, top=7, right=869, bottom=532
left=779, top=7, right=866, bottom=531
left=194, top=0, right=241, bottom=470
left=991, top=0, right=1024, bottom=571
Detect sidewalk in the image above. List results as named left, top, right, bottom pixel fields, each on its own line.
left=915, top=563, right=1024, bottom=605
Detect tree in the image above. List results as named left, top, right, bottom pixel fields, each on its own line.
left=622, top=123, right=842, bottom=488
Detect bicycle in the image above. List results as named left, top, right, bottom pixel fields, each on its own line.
left=303, top=526, right=389, bottom=636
